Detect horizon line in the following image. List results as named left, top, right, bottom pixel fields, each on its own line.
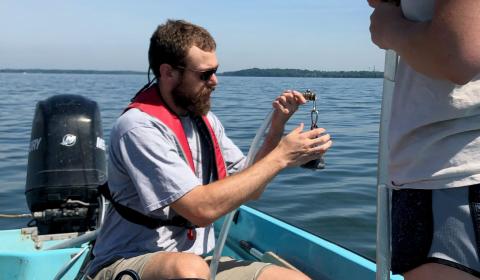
left=0, top=67, right=383, bottom=74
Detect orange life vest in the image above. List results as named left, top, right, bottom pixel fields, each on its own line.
left=126, top=84, right=227, bottom=180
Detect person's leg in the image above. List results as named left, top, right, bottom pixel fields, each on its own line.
left=404, top=263, right=479, bottom=280
left=256, top=265, right=310, bottom=280
left=90, top=251, right=210, bottom=280
left=141, top=252, right=210, bottom=280
left=207, top=256, right=310, bottom=280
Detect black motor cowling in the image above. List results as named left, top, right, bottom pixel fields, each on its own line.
left=25, top=94, right=106, bottom=234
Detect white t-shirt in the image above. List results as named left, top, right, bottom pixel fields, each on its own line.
left=89, top=108, right=246, bottom=274
left=388, top=0, right=480, bottom=189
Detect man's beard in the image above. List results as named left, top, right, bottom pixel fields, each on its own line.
left=172, top=83, right=214, bottom=116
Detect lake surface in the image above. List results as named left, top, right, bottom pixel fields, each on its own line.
left=0, top=73, right=382, bottom=260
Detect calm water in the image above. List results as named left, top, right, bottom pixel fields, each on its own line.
left=0, top=73, right=382, bottom=260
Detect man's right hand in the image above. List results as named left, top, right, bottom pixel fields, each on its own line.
left=171, top=122, right=332, bottom=226
left=273, top=123, right=332, bottom=168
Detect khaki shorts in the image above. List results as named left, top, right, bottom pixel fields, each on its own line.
left=89, top=253, right=271, bottom=280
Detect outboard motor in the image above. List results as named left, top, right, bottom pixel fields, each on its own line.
left=25, top=94, right=106, bottom=235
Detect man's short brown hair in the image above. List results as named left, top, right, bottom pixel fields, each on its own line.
left=148, top=19, right=216, bottom=78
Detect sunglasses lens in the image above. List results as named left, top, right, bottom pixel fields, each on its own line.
left=201, top=68, right=217, bottom=81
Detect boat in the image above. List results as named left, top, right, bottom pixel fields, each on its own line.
left=0, top=204, right=402, bottom=280
left=0, top=60, right=403, bottom=279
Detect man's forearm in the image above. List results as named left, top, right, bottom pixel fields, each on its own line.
left=171, top=149, right=286, bottom=227
left=392, top=21, right=474, bottom=84
left=387, top=0, right=480, bottom=84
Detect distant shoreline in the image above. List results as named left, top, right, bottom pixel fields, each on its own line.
left=0, top=68, right=383, bottom=78
left=220, top=68, right=383, bottom=78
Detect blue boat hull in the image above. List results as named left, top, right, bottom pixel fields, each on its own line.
left=0, top=206, right=402, bottom=280
left=0, top=229, right=88, bottom=280
left=214, top=206, right=402, bottom=280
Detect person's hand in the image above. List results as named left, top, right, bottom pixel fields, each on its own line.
left=270, top=90, right=306, bottom=132
left=274, top=123, right=332, bottom=168
left=367, top=0, right=381, bottom=8
left=369, top=2, right=403, bottom=49
left=368, top=0, right=399, bottom=8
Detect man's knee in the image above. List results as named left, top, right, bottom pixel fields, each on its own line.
left=170, top=253, right=210, bottom=279
left=258, top=265, right=311, bottom=280
left=143, top=252, right=210, bottom=280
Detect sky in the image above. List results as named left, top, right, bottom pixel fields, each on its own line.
left=0, top=0, right=385, bottom=72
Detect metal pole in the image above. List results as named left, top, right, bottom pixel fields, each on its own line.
left=376, top=49, right=398, bottom=280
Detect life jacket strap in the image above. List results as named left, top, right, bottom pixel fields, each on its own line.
left=98, top=182, right=195, bottom=230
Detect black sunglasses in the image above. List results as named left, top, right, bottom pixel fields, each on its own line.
left=175, top=65, right=218, bottom=82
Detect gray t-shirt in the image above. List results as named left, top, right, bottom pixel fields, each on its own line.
left=388, top=0, right=480, bottom=189
left=89, top=108, right=246, bottom=274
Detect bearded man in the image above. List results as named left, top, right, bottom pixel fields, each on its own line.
left=87, top=19, right=332, bottom=280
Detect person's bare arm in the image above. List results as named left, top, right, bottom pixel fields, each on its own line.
left=244, top=90, right=308, bottom=199
left=171, top=124, right=332, bottom=227
left=369, top=0, right=480, bottom=84
left=253, top=90, right=307, bottom=162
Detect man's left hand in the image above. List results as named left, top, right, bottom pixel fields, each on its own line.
left=271, top=90, right=306, bottom=131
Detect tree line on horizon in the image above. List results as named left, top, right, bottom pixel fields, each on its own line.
left=219, top=68, right=383, bottom=78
